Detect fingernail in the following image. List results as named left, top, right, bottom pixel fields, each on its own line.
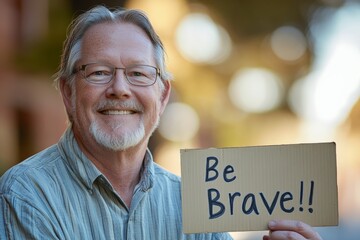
left=268, top=220, right=276, bottom=228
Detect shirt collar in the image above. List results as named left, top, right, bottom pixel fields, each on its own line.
left=57, top=127, right=101, bottom=191
left=57, top=127, right=154, bottom=192
left=139, top=149, right=154, bottom=191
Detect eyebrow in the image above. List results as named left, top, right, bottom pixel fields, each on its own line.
left=124, top=58, right=155, bottom=66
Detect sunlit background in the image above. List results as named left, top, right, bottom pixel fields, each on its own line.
left=1, top=0, right=359, bottom=239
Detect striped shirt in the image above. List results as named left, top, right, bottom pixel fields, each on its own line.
left=0, top=128, right=232, bottom=240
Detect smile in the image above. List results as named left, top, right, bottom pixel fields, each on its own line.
left=100, top=110, right=136, bottom=115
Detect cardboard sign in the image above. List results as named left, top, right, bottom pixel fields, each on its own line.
left=181, top=142, right=338, bottom=233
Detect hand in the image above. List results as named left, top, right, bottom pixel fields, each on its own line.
left=263, top=220, right=323, bottom=240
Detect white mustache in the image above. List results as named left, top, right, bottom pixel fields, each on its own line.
left=96, top=100, right=144, bottom=112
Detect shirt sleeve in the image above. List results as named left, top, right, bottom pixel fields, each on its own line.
left=183, top=232, right=233, bottom=240
left=211, top=232, right=233, bottom=240
left=0, top=194, right=62, bottom=240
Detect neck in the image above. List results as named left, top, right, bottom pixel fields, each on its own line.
left=100, top=153, right=144, bottom=207
left=99, top=148, right=147, bottom=207
left=80, top=138, right=148, bottom=207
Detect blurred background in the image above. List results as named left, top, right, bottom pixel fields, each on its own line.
left=0, top=0, right=359, bottom=239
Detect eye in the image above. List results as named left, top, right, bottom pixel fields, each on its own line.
left=87, top=69, right=112, bottom=77
left=127, top=69, right=147, bottom=77
left=127, top=66, right=157, bottom=79
left=92, top=71, right=108, bottom=76
left=85, top=65, right=113, bottom=78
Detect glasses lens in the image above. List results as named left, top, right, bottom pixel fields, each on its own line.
left=126, top=65, right=157, bottom=86
left=84, top=64, right=113, bottom=84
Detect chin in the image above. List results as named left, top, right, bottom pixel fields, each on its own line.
left=89, top=121, right=145, bottom=151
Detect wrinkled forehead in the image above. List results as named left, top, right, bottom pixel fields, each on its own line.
left=80, top=22, right=156, bottom=65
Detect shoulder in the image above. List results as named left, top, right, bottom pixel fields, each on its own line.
left=0, top=145, right=62, bottom=195
left=153, top=162, right=181, bottom=183
left=150, top=162, right=183, bottom=195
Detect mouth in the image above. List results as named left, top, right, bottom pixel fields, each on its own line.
left=96, top=101, right=144, bottom=116
left=99, top=109, right=138, bottom=115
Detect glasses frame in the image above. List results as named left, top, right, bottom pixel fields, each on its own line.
left=74, top=63, right=161, bottom=86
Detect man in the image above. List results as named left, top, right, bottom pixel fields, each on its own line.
left=0, top=6, right=322, bottom=240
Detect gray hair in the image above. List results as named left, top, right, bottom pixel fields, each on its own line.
left=54, top=5, right=172, bottom=88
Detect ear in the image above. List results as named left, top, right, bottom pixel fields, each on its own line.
left=59, top=78, right=74, bottom=120
left=159, top=80, right=171, bottom=115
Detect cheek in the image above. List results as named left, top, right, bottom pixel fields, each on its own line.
left=66, top=87, right=77, bottom=122
left=71, top=90, right=77, bottom=113
left=72, top=86, right=100, bottom=121
left=152, top=98, right=165, bottom=124
left=144, top=97, right=163, bottom=123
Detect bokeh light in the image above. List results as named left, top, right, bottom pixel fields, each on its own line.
left=228, top=68, right=284, bottom=113
left=175, top=12, right=232, bottom=64
left=158, top=102, right=200, bottom=142
left=289, top=1, right=360, bottom=128
left=270, top=25, right=307, bottom=62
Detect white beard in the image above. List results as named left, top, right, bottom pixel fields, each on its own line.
left=89, top=120, right=146, bottom=151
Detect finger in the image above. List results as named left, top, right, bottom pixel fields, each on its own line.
left=268, top=220, right=322, bottom=240
left=263, top=235, right=270, bottom=240
left=269, top=230, right=304, bottom=240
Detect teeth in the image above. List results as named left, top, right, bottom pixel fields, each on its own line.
left=102, top=110, right=134, bottom=115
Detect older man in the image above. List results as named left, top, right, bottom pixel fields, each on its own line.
left=0, top=6, right=322, bottom=240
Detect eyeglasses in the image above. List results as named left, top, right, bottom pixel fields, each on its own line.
left=74, top=63, right=160, bottom=86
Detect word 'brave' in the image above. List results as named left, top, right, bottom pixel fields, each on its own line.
left=205, top=156, right=314, bottom=219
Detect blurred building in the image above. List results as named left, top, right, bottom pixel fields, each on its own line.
left=0, top=0, right=67, bottom=172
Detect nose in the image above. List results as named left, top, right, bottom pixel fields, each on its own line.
left=105, top=69, right=132, bottom=99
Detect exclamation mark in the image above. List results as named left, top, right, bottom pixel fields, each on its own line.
left=299, top=181, right=304, bottom=212
left=308, top=180, right=314, bottom=213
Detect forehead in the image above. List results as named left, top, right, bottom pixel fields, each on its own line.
left=80, top=22, right=154, bottom=64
